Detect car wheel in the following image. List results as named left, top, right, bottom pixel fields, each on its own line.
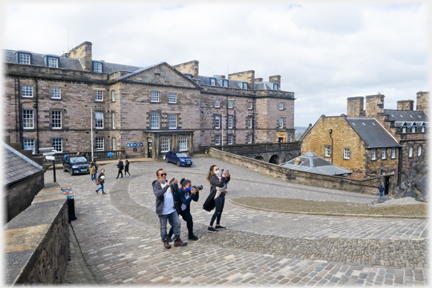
left=176, top=161, right=181, bottom=167
left=63, top=166, right=66, bottom=172
left=166, top=157, right=169, bottom=163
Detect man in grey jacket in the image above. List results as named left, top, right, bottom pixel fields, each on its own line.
left=152, top=168, right=187, bottom=249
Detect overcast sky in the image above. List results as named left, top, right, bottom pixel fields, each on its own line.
left=3, top=2, right=429, bottom=127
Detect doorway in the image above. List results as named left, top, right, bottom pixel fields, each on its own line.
left=384, top=176, right=390, bottom=195
left=147, top=141, right=152, bottom=158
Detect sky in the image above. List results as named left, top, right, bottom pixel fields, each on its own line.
left=2, top=1, right=429, bottom=127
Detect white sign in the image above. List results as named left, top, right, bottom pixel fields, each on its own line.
left=45, top=156, right=56, bottom=160
left=43, top=152, right=55, bottom=156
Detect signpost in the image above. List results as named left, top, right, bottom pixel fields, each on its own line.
left=41, top=147, right=57, bottom=182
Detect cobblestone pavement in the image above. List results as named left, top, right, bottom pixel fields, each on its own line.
left=58, top=156, right=428, bottom=285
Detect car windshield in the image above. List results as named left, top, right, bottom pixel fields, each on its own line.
left=70, top=156, right=87, bottom=163
left=176, top=153, right=188, bottom=158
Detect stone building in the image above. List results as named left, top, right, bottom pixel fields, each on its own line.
left=4, top=41, right=296, bottom=159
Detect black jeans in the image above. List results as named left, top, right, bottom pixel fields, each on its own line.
left=117, top=169, right=123, bottom=178
left=168, top=208, right=194, bottom=238
left=125, top=169, right=130, bottom=176
left=210, top=193, right=225, bottom=226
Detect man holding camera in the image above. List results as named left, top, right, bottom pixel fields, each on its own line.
left=152, top=169, right=187, bottom=249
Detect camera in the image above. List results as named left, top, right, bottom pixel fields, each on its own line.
left=170, top=178, right=175, bottom=183
left=191, top=185, right=203, bottom=190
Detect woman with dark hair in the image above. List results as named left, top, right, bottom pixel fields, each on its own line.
left=203, top=165, right=230, bottom=232
left=168, top=178, right=200, bottom=241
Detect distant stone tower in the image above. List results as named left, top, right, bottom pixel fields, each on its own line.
left=365, top=94, right=384, bottom=117
left=347, top=96, right=365, bottom=117
left=416, top=91, right=429, bottom=114
left=397, top=100, right=414, bottom=111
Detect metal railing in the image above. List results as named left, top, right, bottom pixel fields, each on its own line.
left=34, top=150, right=126, bottom=163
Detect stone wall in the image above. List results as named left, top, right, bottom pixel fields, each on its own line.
left=208, top=148, right=382, bottom=195
left=5, top=183, right=69, bottom=284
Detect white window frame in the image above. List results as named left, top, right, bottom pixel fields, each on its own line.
left=22, top=85, right=33, bottom=98
left=215, top=116, right=221, bottom=129
left=418, top=146, right=422, bottom=156
left=421, top=126, right=425, bottom=133
left=215, top=135, right=221, bottom=146
left=391, top=148, right=396, bottom=159
left=23, top=138, right=35, bottom=154
left=179, top=136, right=187, bottom=151
left=51, top=87, right=61, bottom=99
left=151, top=91, right=159, bottom=103
left=95, top=90, right=103, bottom=101
left=228, top=100, right=233, bottom=109
left=248, top=102, right=253, bottom=110
left=371, top=149, right=376, bottom=160
left=95, top=112, right=104, bottom=129
left=248, top=117, right=253, bottom=129
left=23, top=109, right=34, bottom=129
left=112, top=112, right=116, bottom=129
left=169, top=113, right=177, bottom=129
left=161, top=137, right=170, bottom=152
left=279, top=102, right=284, bottom=110
left=111, top=90, right=115, bottom=102
left=247, top=134, right=253, bottom=144
left=242, top=82, right=248, bottom=90
left=93, top=62, right=103, bottom=73
left=52, top=138, right=63, bottom=152
left=325, top=146, right=331, bottom=157
left=228, top=115, right=233, bottom=129
left=96, top=137, right=104, bottom=151
left=343, top=148, right=350, bottom=159
left=278, top=117, right=284, bottom=128
left=402, top=127, right=407, bottom=133
left=112, top=137, right=116, bottom=150
left=19, top=53, right=31, bottom=65
left=52, top=111, right=62, bottom=129
left=273, top=83, right=279, bottom=90
left=210, top=78, right=216, bottom=86
left=151, top=113, right=160, bottom=129
left=222, top=80, right=228, bottom=87
left=381, top=149, right=386, bottom=160
left=409, top=147, right=413, bottom=157
left=48, top=57, right=58, bottom=68
left=228, top=134, right=233, bottom=145
left=169, top=92, right=177, bottom=103
left=215, top=99, right=220, bottom=108
left=412, top=126, right=416, bottom=133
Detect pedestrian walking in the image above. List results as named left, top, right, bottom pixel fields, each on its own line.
left=203, top=165, right=230, bottom=232
left=378, top=184, right=385, bottom=198
left=92, top=159, right=98, bottom=174
left=168, top=178, right=200, bottom=241
left=152, top=168, right=187, bottom=249
left=116, top=158, right=124, bottom=179
left=96, top=168, right=106, bottom=194
left=124, top=160, right=131, bottom=177
left=89, top=163, right=97, bottom=181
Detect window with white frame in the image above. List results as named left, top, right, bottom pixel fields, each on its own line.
left=242, top=82, right=248, bottom=90
left=228, top=134, right=233, bottom=145
left=288, top=134, right=293, bottom=142
left=344, top=148, right=350, bottom=159
left=151, top=113, right=159, bottom=129
left=95, top=90, right=103, bottom=101
left=418, top=146, right=422, bottom=156
left=409, top=147, right=413, bottom=157
left=215, top=135, right=221, bottom=145
left=48, top=57, right=58, bottom=68
left=381, top=170, right=386, bottom=175
left=169, top=93, right=177, bottom=103
left=222, top=80, right=228, bottom=87
left=279, top=102, right=284, bottom=110
left=52, top=138, right=62, bottom=152
left=23, top=109, right=34, bottom=129
left=93, top=62, right=103, bottom=73
left=421, top=126, right=425, bottom=133
left=390, top=170, right=395, bottom=175
left=215, top=116, right=221, bottom=129
left=273, top=83, right=279, bottom=90
left=169, top=113, right=177, bottom=129
left=278, top=117, right=284, bottom=128
left=179, top=136, right=187, bottom=151
left=112, top=112, right=116, bottom=129
left=248, top=102, right=253, bottom=109
left=22, top=85, right=33, bottom=98
left=228, top=100, right=233, bottom=109
left=151, top=91, right=159, bottom=102
left=23, top=138, right=35, bottom=154
left=391, top=148, right=396, bottom=159
left=412, top=126, right=416, bottom=133
left=381, top=149, right=386, bottom=160
left=371, top=149, right=376, bottom=160
left=95, top=112, right=104, bottom=129
left=210, top=78, right=216, bottom=86
left=247, top=134, right=253, bottom=144
left=96, top=137, right=104, bottom=151
left=325, top=146, right=331, bottom=157
left=19, top=53, right=31, bottom=64
left=228, top=115, right=233, bottom=129
left=112, top=138, right=116, bottom=150
left=402, top=127, right=407, bottom=133
left=51, top=87, right=61, bottom=99
left=248, top=117, right=253, bottom=129
left=111, top=90, right=115, bottom=101
left=215, top=99, right=220, bottom=108
left=52, top=111, right=62, bottom=129
left=161, top=137, right=170, bottom=152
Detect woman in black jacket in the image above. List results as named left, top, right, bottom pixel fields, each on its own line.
left=205, top=165, right=230, bottom=232
left=168, top=178, right=200, bottom=241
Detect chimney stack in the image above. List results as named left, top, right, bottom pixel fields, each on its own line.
left=365, top=94, right=385, bottom=117
left=397, top=100, right=414, bottom=111
left=416, top=91, right=429, bottom=114
left=269, top=75, right=281, bottom=89
left=347, top=96, right=365, bottom=117
left=173, top=60, right=199, bottom=78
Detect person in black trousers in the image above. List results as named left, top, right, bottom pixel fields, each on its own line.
left=124, top=160, right=131, bottom=177
left=168, top=178, right=199, bottom=241
left=116, top=158, right=124, bottom=179
left=203, top=165, right=230, bottom=232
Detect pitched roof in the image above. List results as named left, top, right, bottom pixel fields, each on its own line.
left=383, top=109, right=429, bottom=122
left=281, top=150, right=352, bottom=176
left=98, top=61, right=141, bottom=74
left=193, top=75, right=245, bottom=89
left=4, top=49, right=83, bottom=70
left=254, top=81, right=279, bottom=91
left=3, top=143, right=43, bottom=187
left=346, top=118, right=401, bottom=148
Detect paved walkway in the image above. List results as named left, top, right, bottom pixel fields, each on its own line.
left=59, top=156, right=428, bottom=285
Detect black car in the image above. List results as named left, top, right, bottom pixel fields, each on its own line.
left=164, top=151, right=193, bottom=167
left=63, top=155, right=90, bottom=175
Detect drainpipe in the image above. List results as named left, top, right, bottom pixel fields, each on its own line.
left=34, top=78, right=40, bottom=153
left=329, top=128, right=333, bottom=163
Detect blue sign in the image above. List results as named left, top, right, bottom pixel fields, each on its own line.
left=126, top=143, right=131, bottom=148
left=133, top=143, right=137, bottom=147
left=139, top=143, right=143, bottom=147
left=107, top=152, right=113, bottom=157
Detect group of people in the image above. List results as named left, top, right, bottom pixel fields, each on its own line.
left=90, top=158, right=131, bottom=194
left=152, top=164, right=231, bottom=249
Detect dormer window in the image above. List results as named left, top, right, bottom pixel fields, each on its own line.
left=93, top=61, right=103, bottom=73
left=421, top=122, right=426, bottom=133
left=18, top=53, right=31, bottom=65
left=222, top=79, right=228, bottom=87
left=47, top=57, right=59, bottom=68
left=184, top=73, right=193, bottom=79
left=242, top=82, right=248, bottom=90
left=412, top=126, right=416, bottom=133
left=273, top=83, right=279, bottom=90
left=210, top=78, right=216, bottom=86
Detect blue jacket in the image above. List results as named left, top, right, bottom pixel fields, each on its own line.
left=175, top=187, right=199, bottom=213
left=378, top=185, right=385, bottom=193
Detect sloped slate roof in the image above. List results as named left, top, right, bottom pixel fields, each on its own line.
left=346, top=118, right=401, bottom=148
left=254, top=81, right=278, bottom=90
left=4, top=49, right=83, bottom=70
left=3, top=143, right=43, bottom=187
left=118, top=62, right=165, bottom=80
left=281, top=150, right=352, bottom=176
left=383, top=109, right=429, bottom=122
left=194, top=75, right=244, bottom=89
left=99, top=61, right=141, bottom=74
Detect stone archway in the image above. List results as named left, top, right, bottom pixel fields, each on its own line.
left=269, top=155, right=279, bottom=164
left=255, top=156, right=264, bottom=161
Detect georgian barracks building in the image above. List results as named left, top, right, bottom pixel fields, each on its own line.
left=4, top=41, right=296, bottom=159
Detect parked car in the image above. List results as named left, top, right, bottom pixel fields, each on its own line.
left=63, top=155, right=91, bottom=175
left=164, top=151, right=193, bottom=167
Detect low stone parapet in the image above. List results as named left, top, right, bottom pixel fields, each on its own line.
left=4, top=182, right=69, bottom=284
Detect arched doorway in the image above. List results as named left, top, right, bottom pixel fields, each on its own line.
left=269, top=155, right=279, bottom=164
left=255, top=156, right=264, bottom=161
